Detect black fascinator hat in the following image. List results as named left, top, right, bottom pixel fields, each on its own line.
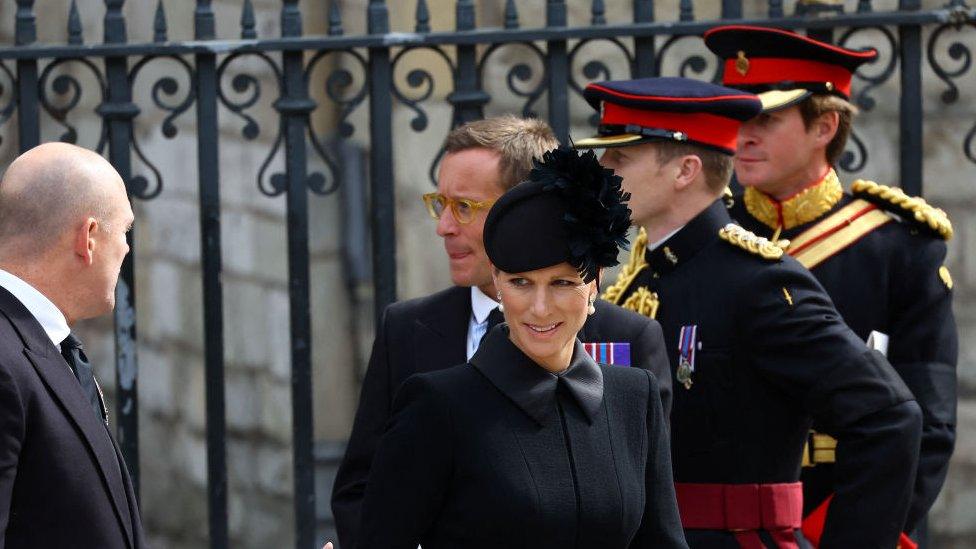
left=483, top=146, right=632, bottom=283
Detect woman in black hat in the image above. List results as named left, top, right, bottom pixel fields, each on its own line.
left=357, top=147, right=685, bottom=549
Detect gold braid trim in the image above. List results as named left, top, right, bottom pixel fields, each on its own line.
left=718, top=223, right=784, bottom=260
left=602, top=226, right=649, bottom=305
left=742, top=169, right=844, bottom=231
left=851, top=180, right=953, bottom=240
left=620, top=287, right=660, bottom=319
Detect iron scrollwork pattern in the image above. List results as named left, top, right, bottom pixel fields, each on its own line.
left=216, top=51, right=285, bottom=197
left=0, top=62, right=17, bottom=147
left=305, top=48, right=370, bottom=196
left=835, top=26, right=899, bottom=174
left=927, top=12, right=976, bottom=165
left=478, top=42, right=548, bottom=121
left=126, top=54, right=197, bottom=200
left=568, top=37, right=634, bottom=127
left=390, top=45, right=454, bottom=188
left=38, top=57, right=107, bottom=150
left=655, top=34, right=723, bottom=84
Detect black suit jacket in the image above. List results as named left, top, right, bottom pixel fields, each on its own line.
left=332, top=285, right=670, bottom=549
left=359, top=328, right=687, bottom=549
left=0, top=287, right=146, bottom=549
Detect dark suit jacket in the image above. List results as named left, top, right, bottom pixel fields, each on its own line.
left=0, top=287, right=146, bottom=549
left=359, top=328, right=687, bottom=549
left=332, top=285, right=670, bottom=549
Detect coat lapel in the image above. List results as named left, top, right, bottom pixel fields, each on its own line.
left=0, top=288, right=135, bottom=548
left=413, top=286, right=471, bottom=372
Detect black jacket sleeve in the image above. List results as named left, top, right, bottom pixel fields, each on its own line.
left=0, top=360, right=25, bottom=544
left=887, top=238, right=957, bottom=532
left=631, top=319, right=672, bottom=420
left=630, top=369, right=687, bottom=549
left=744, top=260, right=923, bottom=549
left=331, top=306, right=394, bottom=549
left=358, top=374, right=453, bottom=549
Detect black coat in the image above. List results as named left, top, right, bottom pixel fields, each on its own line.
left=359, top=327, right=687, bottom=549
left=0, top=287, right=147, bottom=549
left=332, top=285, right=671, bottom=549
left=730, top=192, right=957, bottom=531
left=606, top=201, right=923, bottom=548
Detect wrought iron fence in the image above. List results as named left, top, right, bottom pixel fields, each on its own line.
left=2, top=0, right=974, bottom=547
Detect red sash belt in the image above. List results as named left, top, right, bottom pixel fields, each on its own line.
left=676, top=482, right=803, bottom=549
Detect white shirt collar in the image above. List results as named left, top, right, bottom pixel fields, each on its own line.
left=646, top=225, right=684, bottom=252
left=0, top=268, right=70, bottom=347
left=470, top=285, right=499, bottom=324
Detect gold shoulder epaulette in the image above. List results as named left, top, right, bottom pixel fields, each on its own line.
left=851, top=179, right=953, bottom=240
left=718, top=223, right=784, bottom=261
left=602, top=227, right=649, bottom=305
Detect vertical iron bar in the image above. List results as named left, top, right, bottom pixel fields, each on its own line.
left=367, top=0, right=397, bottom=321
left=546, top=0, right=569, bottom=142
left=277, top=2, right=316, bottom=547
left=100, top=0, right=142, bottom=495
left=899, top=7, right=924, bottom=193
left=194, top=2, right=228, bottom=548
left=798, top=1, right=839, bottom=43
left=898, top=2, right=925, bottom=536
left=15, top=0, right=39, bottom=150
left=447, top=0, right=488, bottom=127
left=722, top=0, right=743, bottom=19
left=633, top=0, right=655, bottom=77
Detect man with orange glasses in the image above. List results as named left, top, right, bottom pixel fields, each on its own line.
left=705, top=25, right=957, bottom=548
left=331, top=115, right=673, bottom=549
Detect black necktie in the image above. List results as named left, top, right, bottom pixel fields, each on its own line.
left=60, top=333, right=106, bottom=425
left=479, top=307, right=506, bottom=349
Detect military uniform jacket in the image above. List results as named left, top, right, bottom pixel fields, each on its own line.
left=332, top=285, right=671, bottom=549
left=605, top=200, right=922, bottom=548
left=0, top=287, right=147, bottom=549
left=358, top=326, right=687, bottom=549
left=731, top=180, right=957, bottom=531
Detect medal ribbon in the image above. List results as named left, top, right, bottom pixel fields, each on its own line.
left=678, top=325, right=697, bottom=373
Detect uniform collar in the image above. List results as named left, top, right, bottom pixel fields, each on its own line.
left=470, top=285, right=499, bottom=324
left=0, top=268, right=70, bottom=348
left=644, top=199, right=730, bottom=278
left=470, top=326, right=604, bottom=425
left=742, top=168, right=844, bottom=230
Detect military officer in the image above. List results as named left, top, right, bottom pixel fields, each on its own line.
left=704, top=25, right=957, bottom=546
left=576, top=76, right=923, bottom=548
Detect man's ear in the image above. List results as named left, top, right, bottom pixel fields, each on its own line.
left=673, top=154, right=704, bottom=191
left=813, top=111, right=840, bottom=148
left=74, top=217, right=97, bottom=266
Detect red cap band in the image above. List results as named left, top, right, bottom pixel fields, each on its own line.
left=722, top=57, right=853, bottom=97
left=602, top=103, right=741, bottom=153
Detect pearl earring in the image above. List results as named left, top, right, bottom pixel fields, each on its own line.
left=497, top=291, right=504, bottom=312
left=587, top=295, right=596, bottom=315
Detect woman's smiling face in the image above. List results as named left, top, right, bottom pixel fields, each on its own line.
left=493, top=262, right=596, bottom=373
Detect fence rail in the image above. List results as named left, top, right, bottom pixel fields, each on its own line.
left=3, top=0, right=974, bottom=547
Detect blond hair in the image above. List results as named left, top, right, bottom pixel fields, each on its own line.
left=443, top=115, right=559, bottom=190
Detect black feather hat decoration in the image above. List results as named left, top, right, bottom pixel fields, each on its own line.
left=527, top=146, right=632, bottom=282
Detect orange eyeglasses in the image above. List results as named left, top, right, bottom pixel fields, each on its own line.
left=422, top=192, right=496, bottom=225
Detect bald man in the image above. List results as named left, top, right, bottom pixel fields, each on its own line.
left=0, top=143, right=146, bottom=548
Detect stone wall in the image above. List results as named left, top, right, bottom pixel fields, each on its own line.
left=0, top=1, right=972, bottom=548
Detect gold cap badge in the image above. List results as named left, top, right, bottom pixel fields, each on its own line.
left=736, top=50, right=750, bottom=76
